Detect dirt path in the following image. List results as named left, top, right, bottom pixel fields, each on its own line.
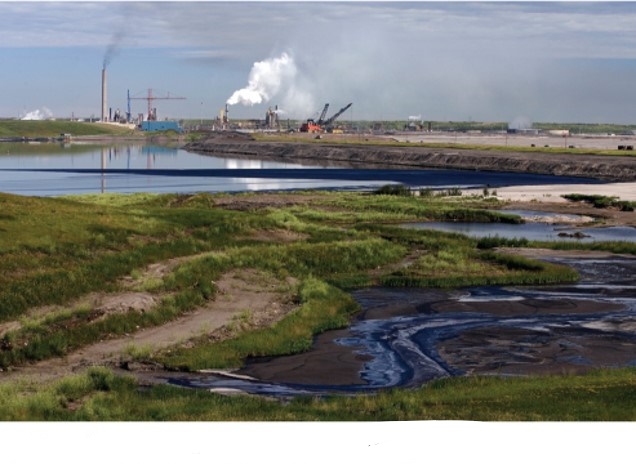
left=0, top=267, right=297, bottom=385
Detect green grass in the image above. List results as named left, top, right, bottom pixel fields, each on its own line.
left=380, top=241, right=578, bottom=289
left=563, top=193, right=635, bottom=211
left=0, top=120, right=137, bottom=138
left=1, top=366, right=634, bottom=421
left=0, top=192, right=276, bottom=319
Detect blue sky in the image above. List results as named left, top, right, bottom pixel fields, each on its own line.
left=2, top=1, right=636, bottom=124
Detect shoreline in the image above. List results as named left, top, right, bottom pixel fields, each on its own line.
left=464, top=181, right=636, bottom=203
left=186, top=132, right=636, bottom=182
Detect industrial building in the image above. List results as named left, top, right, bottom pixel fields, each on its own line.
left=100, top=65, right=184, bottom=132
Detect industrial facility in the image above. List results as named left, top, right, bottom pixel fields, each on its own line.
left=93, top=64, right=629, bottom=146
left=99, top=65, right=185, bottom=132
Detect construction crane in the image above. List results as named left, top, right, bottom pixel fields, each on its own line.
left=128, top=88, right=186, bottom=121
left=317, top=103, right=330, bottom=125
left=300, top=102, right=352, bottom=133
left=323, top=103, right=352, bottom=129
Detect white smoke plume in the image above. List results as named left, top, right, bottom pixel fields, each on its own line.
left=227, top=52, right=296, bottom=106
left=227, top=52, right=315, bottom=117
left=20, top=107, right=54, bottom=120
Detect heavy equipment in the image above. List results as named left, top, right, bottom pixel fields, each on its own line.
left=300, top=103, right=352, bottom=133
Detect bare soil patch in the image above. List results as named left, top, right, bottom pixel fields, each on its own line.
left=1, top=264, right=297, bottom=384
left=501, top=199, right=636, bottom=228
left=247, top=229, right=309, bottom=243
left=465, top=181, right=636, bottom=204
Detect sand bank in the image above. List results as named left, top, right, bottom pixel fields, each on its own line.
left=465, top=181, right=636, bottom=202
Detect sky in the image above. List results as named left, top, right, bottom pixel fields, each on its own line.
left=2, top=1, right=636, bottom=124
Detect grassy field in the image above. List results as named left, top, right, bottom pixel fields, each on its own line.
left=0, top=188, right=634, bottom=420
left=0, top=120, right=138, bottom=138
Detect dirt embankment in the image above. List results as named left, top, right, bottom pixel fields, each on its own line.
left=0, top=252, right=299, bottom=385
left=185, top=133, right=636, bottom=182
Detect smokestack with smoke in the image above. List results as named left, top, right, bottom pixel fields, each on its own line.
left=101, top=67, right=107, bottom=122
left=101, top=31, right=125, bottom=122
left=103, top=30, right=125, bottom=69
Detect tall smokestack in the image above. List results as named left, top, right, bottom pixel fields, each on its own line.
left=101, top=67, right=107, bottom=122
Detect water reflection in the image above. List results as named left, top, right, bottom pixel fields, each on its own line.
left=1, top=142, right=374, bottom=196
left=403, top=221, right=636, bottom=243
left=0, top=142, right=603, bottom=196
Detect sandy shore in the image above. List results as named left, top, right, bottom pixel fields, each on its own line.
left=464, top=181, right=636, bottom=202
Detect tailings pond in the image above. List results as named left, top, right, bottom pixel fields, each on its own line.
left=0, top=143, right=600, bottom=196
left=160, top=254, right=636, bottom=398
left=159, top=212, right=633, bottom=397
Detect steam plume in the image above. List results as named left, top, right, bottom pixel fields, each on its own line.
left=21, top=107, right=53, bottom=120
left=226, top=52, right=315, bottom=117
left=227, top=52, right=296, bottom=106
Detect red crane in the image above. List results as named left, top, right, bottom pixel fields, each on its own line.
left=129, top=88, right=186, bottom=121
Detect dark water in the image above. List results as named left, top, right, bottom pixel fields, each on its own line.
left=0, top=143, right=387, bottom=195
left=163, top=257, right=636, bottom=397
left=0, top=143, right=600, bottom=196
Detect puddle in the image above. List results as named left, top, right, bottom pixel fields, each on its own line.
left=403, top=221, right=636, bottom=243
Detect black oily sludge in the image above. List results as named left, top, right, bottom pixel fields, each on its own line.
left=159, top=257, right=636, bottom=398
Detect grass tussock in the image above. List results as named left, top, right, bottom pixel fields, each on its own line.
left=563, top=193, right=635, bottom=211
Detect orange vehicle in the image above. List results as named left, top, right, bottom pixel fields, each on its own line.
left=299, top=119, right=323, bottom=133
